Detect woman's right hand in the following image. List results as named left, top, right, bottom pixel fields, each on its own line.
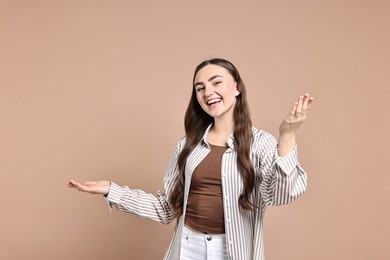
left=67, top=180, right=110, bottom=196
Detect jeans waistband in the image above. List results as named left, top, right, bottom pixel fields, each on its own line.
left=182, top=225, right=226, bottom=240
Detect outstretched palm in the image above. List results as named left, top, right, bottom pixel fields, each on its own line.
left=67, top=180, right=110, bottom=195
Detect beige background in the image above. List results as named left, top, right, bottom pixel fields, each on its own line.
left=1, top=0, right=389, bottom=259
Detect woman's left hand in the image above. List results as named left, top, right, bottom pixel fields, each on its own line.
left=279, top=93, right=314, bottom=134
left=277, top=93, right=314, bottom=156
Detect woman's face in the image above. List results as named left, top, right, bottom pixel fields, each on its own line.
left=194, top=64, right=240, bottom=120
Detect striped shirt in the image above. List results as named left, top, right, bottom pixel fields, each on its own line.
left=106, top=125, right=307, bottom=260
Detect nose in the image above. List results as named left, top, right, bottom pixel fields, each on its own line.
left=204, top=84, right=214, bottom=96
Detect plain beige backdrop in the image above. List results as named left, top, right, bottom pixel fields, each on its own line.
left=1, top=0, right=389, bottom=259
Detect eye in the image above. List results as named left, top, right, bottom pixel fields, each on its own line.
left=213, top=81, right=222, bottom=86
left=195, top=86, right=205, bottom=92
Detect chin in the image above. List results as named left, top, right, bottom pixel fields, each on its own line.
left=209, top=112, right=225, bottom=118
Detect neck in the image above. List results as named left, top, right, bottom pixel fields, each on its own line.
left=207, top=103, right=236, bottom=146
left=212, top=115, right=235, bottom=137
left=207, top=115, right=234, bottom=146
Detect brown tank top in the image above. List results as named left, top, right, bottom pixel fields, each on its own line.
left=185, top=144, right=227, bottom=234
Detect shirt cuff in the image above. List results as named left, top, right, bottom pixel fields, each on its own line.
left=274, top=145, right=299, bottom=176
left=106, top=182, right=124, bottom=205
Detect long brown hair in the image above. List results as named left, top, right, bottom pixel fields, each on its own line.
left=169, top=58, right=255, bottom=218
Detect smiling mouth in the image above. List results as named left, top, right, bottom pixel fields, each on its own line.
left=207, top=98, right=222, bottom=106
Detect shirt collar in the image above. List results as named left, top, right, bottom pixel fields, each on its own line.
left=200, top=124, right=235, bottom=150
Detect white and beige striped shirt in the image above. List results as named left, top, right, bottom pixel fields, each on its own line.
left=106, top=125, right=307, bottom=259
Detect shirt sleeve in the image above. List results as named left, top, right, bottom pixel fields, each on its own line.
left=104, top=138, right=184, bottom=224
left=258, top=133, right=308, bottom=206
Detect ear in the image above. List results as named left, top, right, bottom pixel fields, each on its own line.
left=234, top=82, right=240, bottom=96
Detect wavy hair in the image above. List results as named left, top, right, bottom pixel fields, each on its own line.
left=169, top=58, right=255, bottom=218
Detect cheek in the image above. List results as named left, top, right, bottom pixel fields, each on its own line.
left=195, top=93, right=204, bottom=104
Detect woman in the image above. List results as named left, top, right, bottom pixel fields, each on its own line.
left=68, top=58, right=314, bottom=260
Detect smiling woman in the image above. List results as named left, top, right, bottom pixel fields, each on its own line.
left=194, top=65, right=240, bottom=126
left=68, top=58, right=314, bottom=260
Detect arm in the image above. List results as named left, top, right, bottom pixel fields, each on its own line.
left=259, top=93, right=314, bottom=206
left=259, top=134, right=307, bottom=206
left=67, top=138, right=184, bottom=225
left=104, top=183, right=174, bottom=224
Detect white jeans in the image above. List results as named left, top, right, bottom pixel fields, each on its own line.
left=180, top=225, right=228, bottom=260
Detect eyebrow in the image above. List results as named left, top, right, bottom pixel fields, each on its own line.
left=194, top=75, right=223, bottom=87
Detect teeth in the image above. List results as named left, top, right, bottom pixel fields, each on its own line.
left=207, top=99, right=221, bottom=105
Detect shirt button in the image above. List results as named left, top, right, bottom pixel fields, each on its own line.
left=207, top=236, right=212, bottom=241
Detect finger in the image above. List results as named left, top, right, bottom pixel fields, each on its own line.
left=67, top=180, right=89, bottom=192
left=68, top=180, right=78, bottom=187
left=296, top=95, right=304, bottom=113
left=71, top=182, right=88, bottom=192
left=289, top=101, right=298, bottom=116
left=305, top=96, right=314, bottom=111
left=67, top=182, right=77, bottom=188
left=302, top=93, right=310, bottom=110
left=308, top=96, right=314, bottom=106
